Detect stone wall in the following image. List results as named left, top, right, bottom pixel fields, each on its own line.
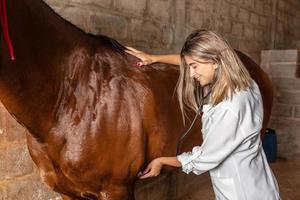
left=0, top=103, right=59, bottom=199
left=261, top=49, right=300, bottom=159
left=274, top=0, right=300, bottom=49
left=1, top=0, right=300, bottom=199
left=43, top=0, right=277, bottom=63
left=42, top=0, right=300, bottom=64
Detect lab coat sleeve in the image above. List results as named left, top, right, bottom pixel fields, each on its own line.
left=177, top=107, right=244, bottom=175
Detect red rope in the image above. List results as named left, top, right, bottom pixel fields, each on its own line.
left=0, top=0, right=15, bottom=60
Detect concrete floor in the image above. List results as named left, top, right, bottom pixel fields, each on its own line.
left=178, top=158, right=300, bottom=200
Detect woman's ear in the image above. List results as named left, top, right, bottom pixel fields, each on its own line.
left=214, top=64, right=219, bottom=69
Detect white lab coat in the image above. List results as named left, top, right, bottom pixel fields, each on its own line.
left=177, top=80, right=280, bottom=200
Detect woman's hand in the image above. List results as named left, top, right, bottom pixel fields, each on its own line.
left=125, top=46, right=155, bottom=67
left=137, top=158, right=163, bottom=179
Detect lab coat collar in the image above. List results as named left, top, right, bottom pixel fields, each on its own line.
left=202, top=104, right=213, bottom=114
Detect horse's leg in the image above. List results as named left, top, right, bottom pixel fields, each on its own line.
left=26, top=132, right=59, bottom=189
left=98, top=185, right=134, bottom=200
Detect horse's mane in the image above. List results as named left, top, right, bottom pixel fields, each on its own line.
left=90, top=34, right=126, bottom=54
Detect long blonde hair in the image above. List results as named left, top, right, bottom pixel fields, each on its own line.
left=176, top=29, right=251, bottom=123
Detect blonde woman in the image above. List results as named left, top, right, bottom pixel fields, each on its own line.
left=126, top=29, right=280, bottom=200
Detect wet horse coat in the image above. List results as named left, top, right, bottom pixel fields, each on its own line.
left=0, top=0, right=273, bottom=199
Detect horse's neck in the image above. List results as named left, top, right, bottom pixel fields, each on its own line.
left=6, top=0, right=79, bottom=55
left=0, top=0, right=83, bottom=139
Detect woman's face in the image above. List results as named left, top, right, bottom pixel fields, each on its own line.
left=185, top=55, right=217, bottom=86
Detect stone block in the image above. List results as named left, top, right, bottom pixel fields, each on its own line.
left=52, top=6, right=93, bottom=33
left=269, top=118, right=300, bottom=159
left=0, top=109, right=6, bottom=145
left=0, top=109, right=26, bottom=144
left=254, top=28, right=263, bottom=41
left=261, top=49, right=299, bottom=63
left=250, top=13, right=259, bottom=25
left=276, top=91, right=300, bottom=105
left=278, top=0, right=286, bottom=10
left=202, top=15, right=216, bottom=30
left=223, top=35, right=239, bottom=50
left=271, top=103, right=293, bottom=117
left=290, top=6, right=299, bottom=17
left=90, top=13, right=128, bottom=40
left=238, top=8, right=249, bottom=23
left=231, top=22, right=243, bottom=37
left=43, top=0, right=67, bottom=8
left=292, top=17, right=300, bottom=27
left=290, top=25, right=299, bottom=38
left=190, top=0, right=214, bottom=13
left=114, top=0, right=147, bottom=16
left=129, top=19, right=162, bottom=48
left=3, top=175, right=60, bottom=200
left=254, top=0, right=264, bottom=14
left=148, top=0, right=172, bottom=23
left=1, top=111, right=27, bottom=144
left=239, top=40, right=260, bottom=52
left=70, top=0, right=112, bottom=8
left=244, top=26, right=254, bottom=39
left=244, top=0, right=255, bottom=9
left=172, top=0, right=187, bottom=51
left=0, top=146, right=34, bottom=181
left=218, top=16, right=232, bottom=35
left=214, top=0, right=230, bottom=16
left=248, top=52, right=260, bottom=65
left=276, top=21, right=284, bottom=33
left=269, top=63, right=298, bottom=78
left=229, top=4, right=238, bottom=18
left=294, top=106, right=300, bottom=118
left=259, top=15, right=268, bottom=27
left=0, top=187, right=6, bottom=200
left=162, top=25, right=174, bottom=46
left=186, top=8, right=204, bottom=28
left=45, top=0, right=112, bottom=9
left=263, top=4, right=272, bottom=16
left=272, top=78, right=300, bottom=91
left=260, top=51, right=271, bottom=69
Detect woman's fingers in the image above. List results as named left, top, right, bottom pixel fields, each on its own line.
left=137, top=163, right=152, bottom=178
left=137, top=165, right=150, bottom=177
left=125, top=49, right=138, bottom=56
left=125, top=46, right=153, bottom=67
left=125, top=46, right=141, bottom=53
left=142, top=165, right=151, bottom=175
left=139, top=172, right=156, bottom=179
left=139, top=168, right=160, bottom=179
left=139, top=169, right=157, bottom=179
left=124, top=49, right=146, bottom=62
left=137, top=159, right=163, bottom=179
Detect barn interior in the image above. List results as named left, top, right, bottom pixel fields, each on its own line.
left=0, top=0, right=299, bottom=199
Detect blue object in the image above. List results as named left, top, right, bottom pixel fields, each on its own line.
left=262, top=128, right=277, bottom=163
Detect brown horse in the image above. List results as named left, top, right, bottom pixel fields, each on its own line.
left=0, top=0, right=273, bottom=199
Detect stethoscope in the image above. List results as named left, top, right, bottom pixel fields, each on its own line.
left=176, top=87, right=212, bottom=155
left=176, top=105, right=202, bottom=155
left=175, top=62, right=219, bottom=155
